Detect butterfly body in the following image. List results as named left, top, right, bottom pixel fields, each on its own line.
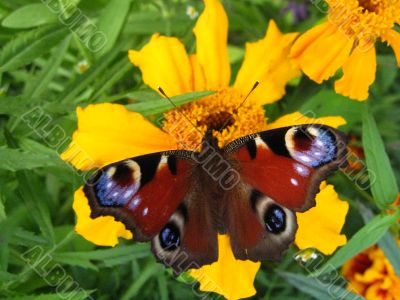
left=84, top=125, right=347, bottom=274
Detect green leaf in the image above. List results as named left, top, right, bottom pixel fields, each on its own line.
left=9, top=228, right=48, bottom=247
left=373, top=55, right=398, bottom=95
left=316, top=212, right=399, bottom=275
left=0, top=194, right=6, bottom=222
left=0, top=25, right=69, bottom=72
left=23, top=35, right=71, bottom=99
left=56, top=45, right=122, bottom=104
left=378, top=230, right=400, bottom=276
left=52, top=253, right=98, bottom=271
left=362, top=109, right=399, bottom=208
left=359, top=204, right=400, bottom=277
left=2, top=4, right=58, bottom=29
left=90, top=56, right=132, bottom=101
left=121, top=263, right=163, bottom=300
left=126, top=91, right=214, bottom=116
left=299, top=90, right=363, bottom=126
left=0, top=148, right=66, bottom=171
left=4, top=130, right=55, bottom=244
left=4, top=292, right=92, bottom=300
left=0, top=271, right=18, bottom=282
left=279, top=272, right=363, bottom=300
left=95, top=0, right=131, bottom=57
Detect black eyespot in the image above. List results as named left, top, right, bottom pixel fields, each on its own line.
left=159, top=223, right=180, bottom=251
left=264, top=205, right=286, bottom=234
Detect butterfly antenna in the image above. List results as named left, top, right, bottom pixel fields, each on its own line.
left=158, top=86, right=204, bottom=145
left=218, top=81, right=260, bottom=132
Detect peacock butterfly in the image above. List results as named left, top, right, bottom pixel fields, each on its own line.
left=84, top=124, right=347, bottom=275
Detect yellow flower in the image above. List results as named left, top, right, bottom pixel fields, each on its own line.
left=62, top=0, right=350, bottom=299
left=343, top=243, right=400, bottom=300
left=290, top=0, right=400, bottom=101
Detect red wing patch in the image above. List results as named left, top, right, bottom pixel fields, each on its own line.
left=234, top=145, right=315, bottom=210
left=84, top=151, right=194, bottom=241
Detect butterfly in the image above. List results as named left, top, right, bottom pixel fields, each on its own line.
left=84, top=124, right=347, bottom=275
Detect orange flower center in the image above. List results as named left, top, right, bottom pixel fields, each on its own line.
left=162, top=88, right=266, bottom=150
left=326, top=0, right=400, bottom=44
left=358, top=0, right=380, bottom=13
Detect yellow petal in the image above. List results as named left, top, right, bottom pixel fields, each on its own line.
left=190, top=235, right=260, bottom=300
left=334, top=46, right=376, bottom=101
left=266, top=112, right=346, bottom=130
left=234, top=20, right=300, bottom=105
left=73, top=187, right=132, bottom=246
left=290, top=21, right=333, bottom=65
left=382, top=29, right=400, bottom=67
left=295, top=183, right=349, bottom=255
left=189, top=54, right=207, bottom=91
left=61, top=103, right=177, bottom=170
left=128, top=33, right=193, bottom=96
left=290, top=21, right=353, bottom=83
left=193, top=0, right=230, bottom=90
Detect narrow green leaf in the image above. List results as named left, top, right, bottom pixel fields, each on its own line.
left=157, top=273, right=169, bottom=300
left=2, top=4, right=58, bottom=29
left=57, top=46, right=122, bottom=103
left=279, top=272, right=363, bottom=300
left=378, top=231, right=400, bottom=276
left=0, top=148, right=66, bottom=171
left=55, top=244, right=148, bottom=260
left=316, top=212, right=399, bottom=275
left=90, top=56, right=132, bottom=101
left=4, top=130, right=55, bottom=244
left=362, top=109, right=399, bottom=208
left=126, top=91, right=214, bottom=116
left=24, top=35, right=71, bottom=99
left=9, top=228, right=48, bottom=247
left=0, top=25, right=69, bottom=72
left=52, top=253, right=98, bottom=271
left=95, top=0, right=131, bottom=57
left=0, top=271, right=18, bottom=282
left=0, top=96, right=40, bottom=116
left=4, top=292, right=92, bottom=300
left=0, top=193, right=6, bottom=222
left=121, top=263, right=163, bottom=300
left=359, top=203, right=400, bottom=277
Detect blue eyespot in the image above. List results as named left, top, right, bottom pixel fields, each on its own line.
left=289, top=126, right=337, bottom=168
left=264, top=205, right=286, bottom=234
left=159, top=223, right=180, bottom=251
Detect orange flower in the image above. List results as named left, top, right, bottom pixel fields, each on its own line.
left=290, top=0, right=400, bottom=101
left=62, top=1, right=350, bottom=299
left=343, top=244, right=400, bottom=300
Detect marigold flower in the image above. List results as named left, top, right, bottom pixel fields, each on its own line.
left=62, top=0, right=350, bottom=299
left=290, top=0, right=400, bottom=101
left=343, top=243, right=400, bottom=300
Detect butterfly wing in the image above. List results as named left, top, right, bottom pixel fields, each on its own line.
left=223, top=124, right=347, bottom=261
left=84, top=150, right=218, bottom=274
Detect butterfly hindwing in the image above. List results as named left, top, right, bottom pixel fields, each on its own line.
left=223, top=185, right=298, bottom=261
left=223, top=124, right=347, bottom=261
left=84, top=150, right=218, bottom=274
